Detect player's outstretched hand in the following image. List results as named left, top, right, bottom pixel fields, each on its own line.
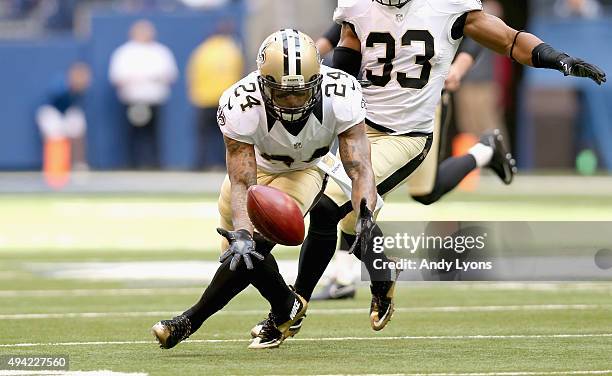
left=349, top=198, right=376, bottom=258
left=560, top=55, right=607, bottom=85
left=217, top=228, right=263, bottom=271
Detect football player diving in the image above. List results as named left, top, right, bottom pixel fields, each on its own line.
left=252, top=0, right=606, bottom=341
left=151, top=29, right=378, bottom=350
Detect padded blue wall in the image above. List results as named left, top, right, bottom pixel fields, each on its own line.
left=520, top=18, right=612, bottom=170
left=0, top=3, right=245, bottom=170
left=0, top=39, right=84, bottom=169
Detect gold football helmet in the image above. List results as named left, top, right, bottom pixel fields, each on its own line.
left=257, top=29, right=323, bottom=123
left=375, top=0, right=411, bottom=6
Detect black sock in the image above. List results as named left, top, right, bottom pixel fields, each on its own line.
left=182, top=232, right=276, bottom=334
left=182, top=257, right=251, bottom=334
left=250, top=253, right=294, bottom=319
left=348, top=225, right=391, bottom=282
left=294, top=196, right=342, bottom=301
left=412, top=154, right=477, bottom=205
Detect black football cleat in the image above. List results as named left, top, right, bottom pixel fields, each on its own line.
left=251, top=316, right=304, bottom=339
left=369, top=280, right=397, bottom=331
left=248, top=314, right=284, bottom=349
left=479, top=129, right=517, bottom=185
left=311, top=280, right=357, bottom=301
left=369, top=265, right=403, bottom=331
left=249, top=292, right=307, bottom=349
left=151, top=315, right=191, bottom=349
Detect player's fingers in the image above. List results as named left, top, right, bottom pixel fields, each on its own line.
left=361, top=232, right=370, bottom=256
left=574, top=62, right=606, bottom=84
left=216, top=228, right=232, bottom=241
left=348, top=235, right=359, bottom=255
left=229, top=254, right=241, bottom=271
left=243, top=254, right=254, bottom=270
left=586, top=65, right=607, bottom=84
left=582, top=62, right=606, bottom=76
left=251, top=250, right=265, bottom=261
left=219, top=249, right=232, bottom=263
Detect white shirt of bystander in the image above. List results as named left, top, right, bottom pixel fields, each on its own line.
left=109, top=41, right=179, bottom=105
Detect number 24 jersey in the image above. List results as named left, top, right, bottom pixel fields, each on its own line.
left=217, top=65, right=366, bottom=173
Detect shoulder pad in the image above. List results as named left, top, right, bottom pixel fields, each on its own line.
left=333, top=0, right=372, bottom=24
left=217, top=73, right=262, bottom=142
left=426, top=0, right=483, bottom=15
left=324, top=68, right=366, bottom=132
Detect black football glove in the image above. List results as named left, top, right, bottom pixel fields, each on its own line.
left=217, top=228, right=264, bottom=271
left=559, top=55, right=607, bottom=85
left=348, top=198, right=376, bottom=257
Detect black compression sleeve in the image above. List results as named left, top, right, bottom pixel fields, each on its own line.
left=531, top=43, right=568, bottom=71
left=332, top=46, right=362, bottom=78
left=323, top=23, right=342, bottom=49
left=457, top=37, right=483, bottom=61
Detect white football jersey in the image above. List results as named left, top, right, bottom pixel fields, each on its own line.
left=217, top=65, right=366, bottom=173
left=334, top=0, right=483, bottom=134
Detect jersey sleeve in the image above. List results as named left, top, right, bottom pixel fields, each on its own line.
left=217, top=87, right=259, bottom=145
left=332, top=75, right=367, bottom=135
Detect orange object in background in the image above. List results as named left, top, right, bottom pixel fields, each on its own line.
left=43, top=138, right=71, bottom=189
left=452, top=133, right=479, bottom=191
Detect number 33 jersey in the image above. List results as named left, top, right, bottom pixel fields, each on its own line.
left=334, top=0, right=482, bottom=135
left=217, top=65, right=366, bottom=173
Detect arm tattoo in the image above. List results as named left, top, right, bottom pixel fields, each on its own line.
left=224, top=136, right=257, bottom=233
left=338, top=123, right=377, bottom=213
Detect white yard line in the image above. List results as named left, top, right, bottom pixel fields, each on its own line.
left=0, top=304, right=610, bottom=320
left=303, top=371, right=612, bottom=376
left=1, top=283, right=612, bottom=298
left=0, top=288, right=204, bottom=298
left=1, top=334, right=611, bottom=349
left=0, top=371, right=147, bottom=376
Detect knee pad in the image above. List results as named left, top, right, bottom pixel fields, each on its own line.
left=308, top=195, right=342, bottom=238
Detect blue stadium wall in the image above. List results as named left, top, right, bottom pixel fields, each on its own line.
left=0, top=2, right=245, bottom=170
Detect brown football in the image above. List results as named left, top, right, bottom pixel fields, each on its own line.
left=247, top=185, right=305, bottom=246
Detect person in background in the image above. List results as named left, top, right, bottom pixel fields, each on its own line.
left=455, top=0, right=509, bottom=139
left=187, top=21, right=244, bottom=170
left=316, top=23, right=341, bottom=58
left=36, top=62, right=91, bottom=170
left=109, top=19, right=178, bottom=169
left=554, top=0, right=602, bottom=18
left=179, top=0, right=230, bottom=9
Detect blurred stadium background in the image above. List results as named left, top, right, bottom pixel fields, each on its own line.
left=0, top=1, right=611, bottom=375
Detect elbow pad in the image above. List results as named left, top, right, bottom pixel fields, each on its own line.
left=332, top=46, right=362, bottom=78
left=531, top=43, right=568, bottom=71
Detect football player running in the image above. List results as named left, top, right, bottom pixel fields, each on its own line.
left=284, top=0, right=606, bottom=334
left=151, top=29, right=377, bottom=350
left=312, top=25, right=491, bottom=301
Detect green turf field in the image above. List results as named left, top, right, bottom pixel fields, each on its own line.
left=1, top=192, right=611, bottom=375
